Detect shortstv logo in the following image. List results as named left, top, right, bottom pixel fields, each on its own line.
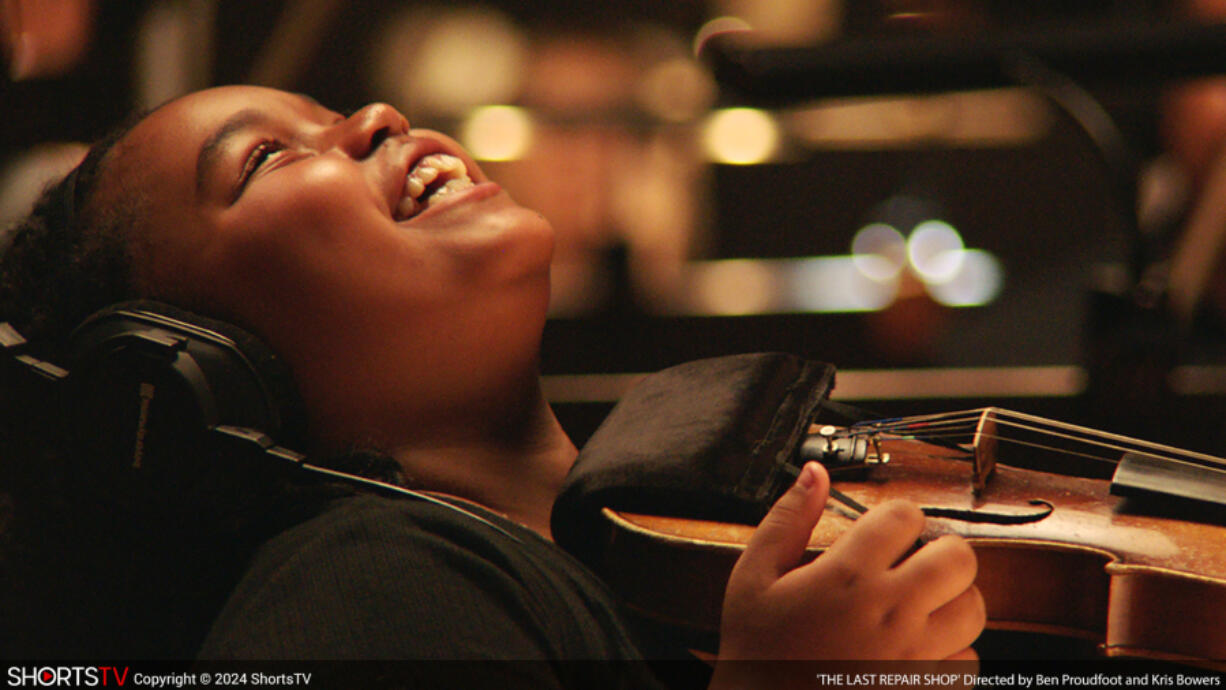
left=6, top=667, right=129, bottom=687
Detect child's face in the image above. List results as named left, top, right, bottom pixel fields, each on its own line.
left=112, top=85, right=556, bottom=444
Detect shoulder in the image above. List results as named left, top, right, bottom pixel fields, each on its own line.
left=199, top=492, right=642, bottom=664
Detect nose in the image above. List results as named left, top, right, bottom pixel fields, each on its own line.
left=331, top=103, right=410, bottom=159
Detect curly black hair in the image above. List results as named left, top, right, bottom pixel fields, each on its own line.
left=0, top=116, right=152, bottom=363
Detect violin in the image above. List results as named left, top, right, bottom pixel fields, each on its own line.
left=590, top=408, right=1226, bottom=666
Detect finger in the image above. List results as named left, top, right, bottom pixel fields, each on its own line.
left=821, top=499, right=925, bottom=574
left=923, top=585, right=987, bottom=659
left=738, top=462, right=830, bottom=581
left=893, top=534, right=978, bottom=614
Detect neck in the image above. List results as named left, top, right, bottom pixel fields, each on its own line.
left=388, top=381, right=578, bottom=540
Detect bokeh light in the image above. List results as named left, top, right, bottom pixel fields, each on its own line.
left=372, top=7, right=525, bottom=116
left=926, top=249, right=1005, bottom=306
left=701, top=108, right=781, bottom=164
left=460, top=105, right=534, bottom=161
left=907, top=219, right=965, bottom=283
left=791, top=256, right=901, bottom=312
left=851, top=222, right=908, bottom=282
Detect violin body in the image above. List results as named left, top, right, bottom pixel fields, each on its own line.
left=595, top=435, right=1226, bottom=665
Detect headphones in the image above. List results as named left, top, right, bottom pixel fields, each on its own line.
left=0, top=300, right=517, bottom=537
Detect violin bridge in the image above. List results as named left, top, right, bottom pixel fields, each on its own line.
left=971, top=408, right=999, bottom=492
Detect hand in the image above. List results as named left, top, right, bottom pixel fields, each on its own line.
left=716, top=461, right=985, bottom=662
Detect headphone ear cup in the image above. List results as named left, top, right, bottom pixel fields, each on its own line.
left=64, top=301, right=308, bottom=527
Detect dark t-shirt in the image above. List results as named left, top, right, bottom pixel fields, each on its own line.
left=198, top=492, right=668, bottom=688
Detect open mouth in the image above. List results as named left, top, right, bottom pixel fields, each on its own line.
left=395, top=153, right=476, bottom=221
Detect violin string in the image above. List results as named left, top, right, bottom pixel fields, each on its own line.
left=992, top=408, right=1226, bottom=468
left=987, top=412, right=1226, bottom=469
left=870, top=424, right=982, bottom=438
left=973, top=433, right=1119, bottom=466
left=858, top=426, right=1204, bottom=470
left=874, top=417, right=982, bottom=431
left=851, top=427, right=979, bottom=454
left=871, top=432, right=978, bottom=445
left=985, top=419, right=1144, bottom=464
left=853, top=411, right=984, bottom=442
left=851, top=417, right=982, bottom=439
left=896, top=423, right=1163, bottom=467
left=845, top=406, right=1226, bottom=470
left=853, top=410, right=984, bottom=433
left=858, top=427, right=1116, bottom=466
left=849, top=410, right=984, bottom=455
left=973, top=430, right=1226, bottom=475
left=850, top=422, right=977, bottom=435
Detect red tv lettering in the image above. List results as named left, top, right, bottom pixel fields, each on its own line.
left=99, top=667, right=129, bottom=686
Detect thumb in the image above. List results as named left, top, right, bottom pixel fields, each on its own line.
left=738, top=461, right=830, bottom=582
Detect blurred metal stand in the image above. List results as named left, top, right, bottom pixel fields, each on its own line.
left=705, top=21, right=1226, bottom=104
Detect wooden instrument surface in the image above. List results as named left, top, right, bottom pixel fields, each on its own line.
left=597, top=436, right=1226, bottom=665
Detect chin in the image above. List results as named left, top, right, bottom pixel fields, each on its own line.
left=490, top=207, right=557, bottom=289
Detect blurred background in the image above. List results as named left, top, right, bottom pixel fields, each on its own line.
left=6, top=0, right=1226, bottom=455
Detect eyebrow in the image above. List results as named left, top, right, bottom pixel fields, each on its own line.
left=195, top=108, right=266, bottom=201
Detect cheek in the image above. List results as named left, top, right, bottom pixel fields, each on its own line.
left=197, top=192, right=391, bottom=321
left=260, top=159, right=383, bottom=233
left=218, top=162, right=394, bottom=276
left=209, top=221, right=413, bottom=315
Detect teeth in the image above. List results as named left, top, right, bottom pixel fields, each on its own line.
left=432, top=177, right=475, bottom=198
left=396, top=154, right=473, bottom=220
left=396, top=194, right=420, bottom=220
left=405, top=176, right=426, bottom=199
